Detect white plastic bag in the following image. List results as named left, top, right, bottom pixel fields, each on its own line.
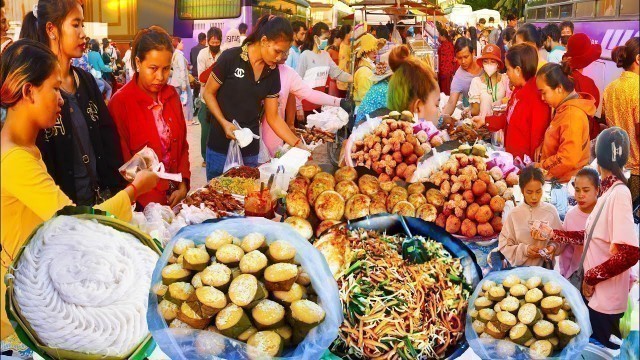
left=223, top=140, right=243, bottom=173
left=148, top=218, right=342, bottom=360
left=258, top=122, right=271, bottom=164
left=466, top=267, right=592, bottom=360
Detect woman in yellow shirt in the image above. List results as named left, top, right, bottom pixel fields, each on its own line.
left=0, top=40, right=158, bottom=345
left=353, top=34, right=384, bottom=107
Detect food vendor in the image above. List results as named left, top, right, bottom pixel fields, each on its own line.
left=535, top=62, right=593, bottom=183
left=602, top=37, right=639, bottom=206
left=261, top=49, right=351, bottom=156
left=537, top=128, right=640, bottom=349
left=468, top=44, right=509, bottom=117
left=202, top=16, right=305, bottom=180
left=109, top=26, right=190, bottom=208
left=473, top=44, right=551, bottom=160
left=353, top=33, right=384, bottom=108
left=387, top=45, right=440, bottom=124
left=296, top=22, right=353, bottom=119
left=497, top=166, right=562, bottom=267
left=22, top=0, right=125, bottom=206
left=0, top=39, right=159, bottom=347
left=558, top=167, right=600, bottom=279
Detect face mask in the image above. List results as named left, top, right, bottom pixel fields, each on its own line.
left=483, top=63, right=498, bottom=76
left=210, top=45, right=220, bottom=54
left=317, top=38, right=328, bottom=50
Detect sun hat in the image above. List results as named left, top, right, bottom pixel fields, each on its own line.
left=476, top=43, right=504, bottom=69
left=562, top=33, right=602, bottom=70
left=355, top=33, right=385, bottom=58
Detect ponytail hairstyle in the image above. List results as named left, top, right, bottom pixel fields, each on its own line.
left=537, top=61, right=575, bottom=92
left=19, top=0, right=78, bottom=46
left=131, top=26, right=173, bottom=72
left=387, top=45, right=438, bottom=111
left=1, top=39, right=58, bottom=108
left=301, top=22, right=329, bottom=52
left=242, top=15, right=293, bottom=46
left=612, top=37, right=639, bottom=70
left=595, top=127, right=630, bottom=185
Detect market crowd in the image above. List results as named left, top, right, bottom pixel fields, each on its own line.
left=1, top=0, right=639, bottom=355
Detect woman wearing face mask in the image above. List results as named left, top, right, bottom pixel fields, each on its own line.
left=1, top=39, right=159, bottom=346
left=468, top=44, right=509, bottom=117
left=386, top=45, right=440, bottom=124
left=168, top=36, right=194, bottom=124
left=498, top=166, right=563, bottom=267
left=353, top=33, right=384, bottom=108
left=21, top=0, right=125, bottom=207
left=558, top=167, right=600, bottom=279
left=109, top=26, right=191, bottom=208
left=473, top=44, right=551, bottom=161
left=202, top=16, right=306, bottom=180
left=535, top=128, right=640, bottom=349
left=535, top=61, right=593, bottom=183
left=297, top=22, right=353, bottom=119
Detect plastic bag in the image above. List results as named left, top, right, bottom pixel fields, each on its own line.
left=258, top=121, right=271, bottom=164
left=223, top=140, right=243, bottom=173
left=119, top=146, right=182, bottom=182
left=465, top=267, right=591, bottom=360
left=147, top=218, right=342, bottom=360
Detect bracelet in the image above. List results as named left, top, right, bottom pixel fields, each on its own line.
left=437, top=116, right=444, bottom=129
left=293, top=138, right=301, bottom=147
left=126, top=183, right=138, bottom=204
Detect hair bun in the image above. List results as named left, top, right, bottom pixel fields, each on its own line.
left=388, top=45, right=411, bottom=72
left=611, top=45, right=626, bottom=68
left=559, top=59, right=573, bottom=76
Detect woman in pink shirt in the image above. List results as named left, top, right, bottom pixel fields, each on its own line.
left=261, top=51, right=351, bottom=156
left=559, top=167, right=600, bottom=278
left=538, top=127, right=640, bottom=348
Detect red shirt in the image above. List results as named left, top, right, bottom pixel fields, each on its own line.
left=485, top=77, right=551, bottom=160
left=571, top=70, right=601, bottom=139
left=108, top=75, right=190, bottom=207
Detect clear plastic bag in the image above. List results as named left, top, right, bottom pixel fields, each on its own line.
left=147, top=218, right=342, bottom=360
left=223, top=140, right=244, bottom=173
left=465, top=267, right=591, bottom=360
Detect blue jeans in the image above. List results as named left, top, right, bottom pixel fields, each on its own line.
left=206, top=147, right=258, bottom=181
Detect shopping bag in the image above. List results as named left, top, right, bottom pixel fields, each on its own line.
left=223, top=140, right=243, bottom=173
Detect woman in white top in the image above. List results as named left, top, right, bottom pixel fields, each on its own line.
left=296, top=22, right=352, bottom=117
left=468, top=44, right=509, bottom=117
left=169, top=37, right=193, bottom=123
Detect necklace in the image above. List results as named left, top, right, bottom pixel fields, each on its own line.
left=485, top=74, right=498, bottom=103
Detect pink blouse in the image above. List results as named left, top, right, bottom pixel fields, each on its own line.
left=261, top=64, right=341, bottom=156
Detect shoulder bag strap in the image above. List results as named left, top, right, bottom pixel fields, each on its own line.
left=576, top=183, right=623, bottom=273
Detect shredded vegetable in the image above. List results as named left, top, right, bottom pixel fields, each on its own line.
left=331, top=229, right=470, bottom=359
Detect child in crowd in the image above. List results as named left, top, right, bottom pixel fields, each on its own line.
left=498, top=165, right=563, bottom=267
left=559, top=167, right=600, bottom=278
